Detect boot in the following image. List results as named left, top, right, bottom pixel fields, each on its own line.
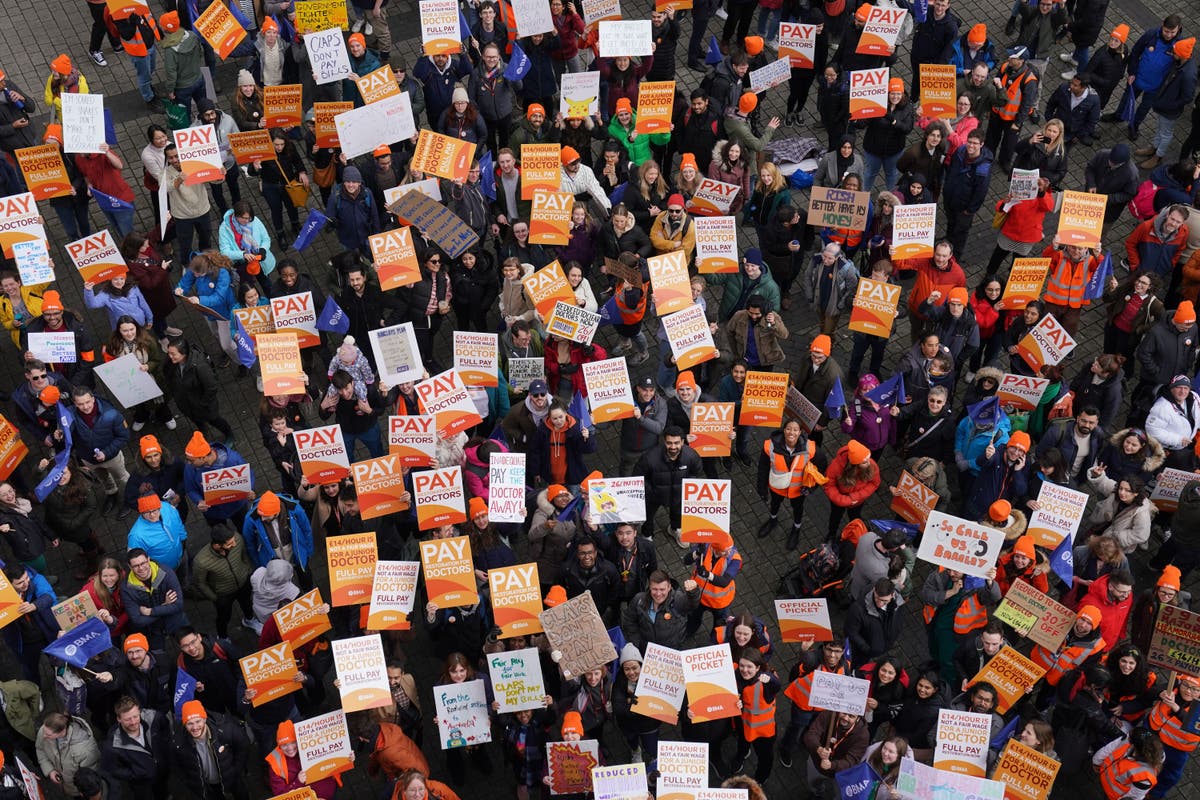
left=786, top=526, right=802, bottom=551
left=1140, top=155, right=1161, bottom=170
left=1134, top=146, right=1155, bottom=157
left=757, top=517, right=778, bottom=538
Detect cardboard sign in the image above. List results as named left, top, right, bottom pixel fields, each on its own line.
left=0, top=568, right=26, bottom=629
left=889, top=470, right=939, bottom=525
left=239, top=641, right=300, bottom=706
left=690, top=403, right=734, bottom=457
left=530, top=190, right=574, bottom=246
left=419, top=533, right=478, bottom=603
left=61, top=93, right=105, bottom=154
left=604, top=256, right=644, bottom=287
left=996, top=373, right=1050, bottom=411
left=295, top=0, right=350, bottom=31
left=52, top=592, right=98, bottom=632
left=992, top=739, right=1060, bottom=800
left=66, top=230, right=126, bottom=284
left=419, top=0, right=462, bottom=54
left=415, top=369, right=483, bottom=437
left=313, top=101, right=354, bottom=147
left=355, top=65, right=400, bottom=106
left=489, top=564, right=544, bottom=638
left=520, top=143, right=563, bottom=199
left=270, top=291, right=320, bottom=348
left=892, top=203, right=937, bottom=260
left=1010, top=168, right=1041, bottom=202
left=522, top=260, right=576, bottom=322
left=194, top=0, right=246, bottom=58
left=257, top=332, right=305, bottom=396
left=693, top=216, right=738, bottom=274
left=592, top=764, right=647, bottom=800
left=538, top=592, right=617, bottom=679
left=227, top=129, right=275, bottom=165
left=808, top=670, right=870, bottom=715
left=775, top=598, right=833, bottom=643
left=1148, top=604, right=1200, bottom=677
left=919, top=63, right=957, bottom=118
left=273, top=589, right=333, bottom=648
left=295, top=709, right=354, bottom=783
left=597, top=20, right=653, bottom=57
left=1016, top=314, right=1076, bottom=370
left=897, top=759, right=1006, bottom=800
left=412, top=129, right=475, bottom=182
left=633, top=643, right=686, bottom=723
left=687, top=177, right=741, bottom=217
left=917, top=511, right=1005, bottom=578
left=657, top=741, right=708, bottom=800
left=933, top=708, right=991, bottom=776
left=647, top=250, right=692, bottom=315
left=368, top=227, right=421, bottom=290
left=994, top=579, right=1076, bottom=651
left=970, top=646, right=1045, bottom=713
left=305, top=27, right=352, bottom=85
left=294, top=424, right=350, bottom=485
left=326, top=531, right=377, bottom=607
left=331, top=634, right=391, bottom=711
left=15, top=145, right=71, bottom=200
left=850, top=68, right=889, bottom=119
left=413, top=466, right=469, bottom=530
left=548, top=740, right=601, bottom=795
left=1150, top=467, right=1197, bottom=512
left=263, top=84, right=303, bottom=128
left=778, top=21, right=817, bottom=68
left=12, top=239, right=53, bottom=285
left=350, top=454, right=411, bottom=520
left=201, top=463, right=253, bottom=506
left=387, top=415, right=437, bottom=466
left=680, top=479, right=731, bottom=544
left=583, top=357, right=635, bottom=422
left=560, top=71, right=601, bottom=118
left=588, top=477, right=646, bottom=525
left=369, top=322, right=424, bottom=386
left=512, top=0, right=555, bottom=35
left=173, top=125, right=224, bottom=184
left=636, top=81, right=675, bottom=133
left=749, top=57, right=791, bottom=92
left=366, top=560, right=420, bottom=630
left=452, top=332, right=498, bottom=387
left=1025, top=482, right=1089, bottom=550
left=996, top=258, right=1050, bottom=310
left=857, top=6, right=906, bottom=54
left=1057, top=190, right=1107, bottom=248
left=848, top=277, right=900, bottom=337
left=0, top=193, right=47, bottom=258
left=807, top=186, right=871, bottom=230
left=546, top=301, right=601, bottom=345
left=488, top=452, right=528, bottom=524
left=488, top=648, right=548, bottom=712
left=682, top=644, right=739, bottom=722
left=334, top=92, right=417, bottom=159
left=739, top=371, right=790, bottom=427
left=508, top=357, right=545, bottom=392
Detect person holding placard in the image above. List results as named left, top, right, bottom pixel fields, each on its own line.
left=265, top=719, right=342, bottom=799
left=801, top=708, right=869, bottom=797
left=195, top=99, right=243, bottom=216
left=44, top=55, right=90, bottom=119
left=319, top=370, right=388, bottom=459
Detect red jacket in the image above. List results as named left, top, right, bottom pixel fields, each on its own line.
left=265, top=748, right=339, bottom=800
left=969, top=294, right=1001, bottom=339
left=544, top=340, right=608, bottom=397
left=550, top=10, right=585, bottom=60
left=907, top=256, right=967, bottom=319
left=1079, top=573, right=1133, bottom=650
left=997, top=190, right=1056, bottom=244
left=823, top=446, right=881, bottom=508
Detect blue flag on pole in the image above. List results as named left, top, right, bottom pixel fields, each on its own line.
left=459, top=6, right=471, bottom=39
left=478, top=150, right=496, bottom=201
left=843, top=636, right=853, bottom=671
left=967, top=396, right=1002, bottom=427
left=835, top=762, right=880, bottom=800
left=316, top=296, right=350, bottom=334
left=870, top=519, right=920, bottom=540
left=293, top=209, right=328, bottom=252
left=103, top=109, right=117, bottom=146
left=705, top=35, right=723, bottom=65
left=1082, top=253, right=1112, bottom=301
left=90, top=187, right=134, bottom=212
left=569, top=391, right=592, bottom=430
left=231, top=312, right=257, bottom=368
left=911, top=0, right=928, bottom=22
left=184, top=0, right=199, bottom=24
left=598, top=295, right=621, bottom=326
left=607, top=626, right=626, bottom=676
left=825, top=376, right=846, bottom=416
left=504, top=42, right=532, bottom=80
left=557, top=494, right=583, bottom=521
left=174, top=668, right=197, bottom=718
left=864, top=372, right=904, bottom=406
left=225, top=0, right=252, bottom=29
left=489, top=423, right=509, bottom=446
left=990, top=714, right=1020, bottom=750
left=35, top=404, right=73, bottom=502
left=43, top=617, right=113, bottom=668
left=1051, top=535, right=1073, bottom=585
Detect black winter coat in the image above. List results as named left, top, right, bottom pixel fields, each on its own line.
left=162, top=349, right=218, bottom=420
left=101, top=708, right=172, bottom=785
left=637, top=444, right=704, bottom=507
left=170, top=712, right=250, bottom=796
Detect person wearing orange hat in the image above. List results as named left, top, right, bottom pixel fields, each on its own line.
left=159, top=8, right=207, bottom=114
left=343, top=32, right=382, bottom=107
left=964, top=427, right=1031, bottom=521
left=243, top=488, right=315, bottom=590
left=508, top=103, right=553, bottom=152
left=529, top=483, right=576, bottom=591
left=264, top=719, right=341, bottom=798
left=560, top=136, right=613, bottom=213
left=995, top=534, right=1048, bottom=594
left=1030, top=601, right=1108, bottom=695
left=606, top=94, right=670, bottom=170
left=174, top=697, right=254, bottom=798
left=792, top=333, right=843, bottom=448
left=1128, top=566, right=1181, bottom=653
left=948, top=23, right=997, bottom=77
left=685, top=526, right=741, bottom=638
left=823, top=439, right=881, bottom=541
left=917, top=283, right=980, bottom=370
left=725, top=92, right=783, bottom=166
left=1145, top=670, right=1200, bottom=797
left=128, top=484, right=188, bottom=571
left=1084, top=25, right=1130, bottom=107
left=45, top=55, right=89, bottom=119
left=21, top=290, right=100, bottom=387
left=543, top=585, right=568, bottom=608
left=182, top=430, right=255, bottom=526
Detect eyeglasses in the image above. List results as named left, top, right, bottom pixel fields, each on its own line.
left=28, top=374, right=47, bottom=381
left=531, top=392, right=547, bottom=397
left=427, top=258, right=441, bottom=264
left=668, top=209, right=684, bottom=215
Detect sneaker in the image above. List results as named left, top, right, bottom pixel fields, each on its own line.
left=90, top=50, right=108, bottom=67
left=715, top=7, right=728, bottom=19
left=351, top=17, right=364, bottom=32
left=1059, top=53, right=1078, bottom=65
left=165, top=417, right=178, bottom=430
left=779, top=751, right=793, bottom=768
left=1061, top=69, right=1077, bottom=80
left=364, top=21, right=374, bottom=36
left=165, top=326, right=183, bottom=336
left=113, top=42, right=124, bottom=52
left=132, top=421, right=145, bottom=432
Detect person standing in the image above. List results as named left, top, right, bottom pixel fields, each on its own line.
left=69, top=386, right=131, bottom=516
left=162, top=143, right=213, bottom=256
left=159, top=12, right=206, bottom=115
left=986, top=46, right=1040, bottom=170
left=637, top=426, right=703, bottom=546
left=36, top=713, right=100, bottom=800
left=85, top=0, right=123, bottom=66
left=101, top=696, right=171, bottom=798
left=170, top=701, right=250, bottom=800
left=193, top=525, right=254, bottom=639
left=111, top=6, right=161, bottom=107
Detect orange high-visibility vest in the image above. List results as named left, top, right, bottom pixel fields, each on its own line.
left=763, top=438, right=822, bottom=498
left=993, top=66, right=1037, bottom=121
left=1097, top=742, right=1158, bottom=800
left=265, top=749, right=289, bottom=780
left=1030, top=633, right=1106, bottom=686
left=1044, top=251, right=1097, bottom=308
left=784, top=663, right=848, bottom=710
left=922, top=594, right=989, bottom=634
left=741, top=681, right=776, bottom=740
left=1149, top=698, right=1200, bottom=752
left=614, top=282, right=648, bottom=325
left=695, top=546, right=740, bottom=609
left=120, top=14, right=161, bottom=57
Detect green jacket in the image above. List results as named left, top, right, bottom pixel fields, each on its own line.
left=0, top=679, right=41, bottom=741
left=723, top=114, right=777, bottom=159
left=708, top=263, right=782, bottom=322
left=193, top=533, right=253, bottom=601
left=160, top=30, right=204, bottom=91
left=607, top=113, right=670, bottom=168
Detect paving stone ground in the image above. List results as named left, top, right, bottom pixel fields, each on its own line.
left=0, top=0, right=1196, bottom=797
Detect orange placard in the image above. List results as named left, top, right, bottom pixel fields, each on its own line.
left=201, top=463, right=253, bottom=506
left=263, top=84, right=303, bottom=128
left=453, top=332, right=499, bottom=387
left=294, top=711, right=354, bottom=783
left=420, top=0, right=463, bottom=55
left=350, top=455, right=411, bottom=520
left=582, top=357, right=635, bottom=422
left=273, top=589, right=333, bottom=649
left=849, top=67, right=888, bottom=120
left=411, top=129, right=474, bottom=182
left=194, top=0, right=247, bottom=59
left=847, top=277, right=900, bottom=337
left=413, top=467, right=469, bottom=531
left=232, top=304, right=275, bottom=343
left=689, top=403, right=734, bottom=457
left=256, top=332, right=305, bottom=396
left=1016, top=314, right=1076, bottom=371
left=419, top=535, right=478, bottom=606
left=106, top=0, right=149, bottom=18
left=679, top=479, right=731, bottom=544
left=366, top=561, right=420, bottom=630
left=996, top=258, right=1051, bottom=310
left=739, top=371, right=790, bottom=427
left=66, top=230, right=128, bottom=284
left=270, top=291, right=320, bottom=348
left=775, top=598, right=834, bottom=642
left=521, top=260, right=576, bottom=322
left=919, top=63, right=957, bottom=119
left=778, top=22, right=816, bottom=68
left=15, top=145, right=71, bottom=200
left=682, top=645, right=741, bottom=722
left=635, top=81, right=675, bottom=133
left=294, top=424, right=350, bottom=485
left=173, top=125, right=225, bottom=184
left=646, top=250, right=692, bottom=315
left=0, top=555, right=24, bottom=629
left=387, top=415, right=437, bottom=466
left=326, top=531, right=377, bottom=607
left=368, top=227, right=421, bottom=290
left=239, top=641, right=301, bottom=706
left=1057, top=190, right=1107, bottom=248
left=529, top=190, right=573, bottom=246
left=856, top=6, right=905, bottom=55
left=520, top=143, right=562, bottom=200
left=332, top=634, right=392, bottom=711
left=0, top=415, right=29, bottom=482
left=355, top=65, right=400, bottom=106
left=970, top=646, right=1045, bottom=713
left=314, top=102, right=354, bottom=147
left=890, top=470, right=939, bottom=524
left=227, top=130, right=275, bottom=165
left=414, top=369, right=484, bottom=438
left=488, top=563, right=544, bottom=637
left=992, top=738, right=1061, bottom=800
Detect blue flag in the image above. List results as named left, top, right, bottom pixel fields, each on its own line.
left=489, top=423, right=509, bottom=446
left=843, top=635, right=853, bottom=671
left=316, top=296, right=350, bottom=334
left=990, top=714, right=1020, bottom=750
left=293, top=209, right=328, bottom=252
left=184, top=0, right=199, bottom=24
left=598, top=295, right=621, bottom=326
left=90, top=187, right=134, bottom=212
left=504, top=42, right=532, bottom=80
left=968, top=396, right=1002, bottom=427
left=569, top=391, right=592, bottom=430
left=459, top=6, right=472, bottom=39
left=225, top=0, right=252, bottom=29
left=273, top=13, right=295, bottom=42
left=825, top=376, right=846, bottom=416
left=870, top=519, right=920, bottom=540
left=1083, top=252, right=1112, bottom=301
left=705, top=35, right=723, bottom=65
left=1051, top=535, right=1073, bottom=585
left=835, top=762, right=880, bottom=800
left=43, top=617, right=113, bottom=668
left=478, top=150, right=496, bottom=202
left=103, top=109, right=117, bottom=146
left=911, top=0, right=928, bottom=22
left=231, top=312, right=257, bottom=368
left=609, top=182, right=627, bottom=207
left=864, top=372, right=904, bottom=406
left=35, top=404, right=73, bottom=503
left=174, top=668, right=197, bottom=718
left=607, top=625, right=627, bottom=677
left=557, top=494, right=583, bottom=521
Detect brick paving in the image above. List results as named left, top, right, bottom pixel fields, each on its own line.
left=0, top=0, right=1195, bottom=797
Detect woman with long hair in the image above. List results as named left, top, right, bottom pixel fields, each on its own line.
left=1083, top=470, right=1154, bottom=554
left=437, top=89, right=489, bottom=145
left=715, top=612, right=774, bottom=664
left=865, top=736, right=909, bottom=799
left=599, top=204, right=653, bottom=263
left=674, top=153, right=703, bottom=202
left=38, top=458, right=104, bottom=577
left=162, top=335, right=235, bottom=442
left=1065, top=534, right=1129, bottom=607
left=119, top=232, right=178, bottom=339
left=1103, top=272, right=1165, bottom=365
left=746, top=162, right=792, bottom=245
left=707, top=140, right=751, bottom=214
left=560, top=208, right=599, bottom=281
left=297, top=477, right=355, bottom=539
left=732, top=648, right=781, bottom=784
left=1013, top=119, right=1068, bottom=189
left=897, top=121, right=949, bottom=198
left=231, top=70, right=265, bottom=132
left=1103, top=644, right=1160, bottom=727
left=624, top=160, right=670, bottom=230
left=1017, top=719, right=1056, bottom=756
left=83, top=273, right=153, bottom=331
left=175, top=250, right=237, bottom=367
left=0, top=481, right=54, bottom=576
left=83, top=556, right=129, bottom=637
left=394, top=770, right=461, bottom=800
left=254, top=130, right=307, bottom=248
left=436, top=653, right=495, bottom=774
left=1069, top=354, right=1127, bottom=431
left=104, top=315, right=172, bottom=429
left=859, top=657, right=910, bottom=737
left=968, top=276, right=1004, bottom=374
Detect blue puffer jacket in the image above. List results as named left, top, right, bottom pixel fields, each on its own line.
left=1150, top=55, right=1198, bottom=118
left=945, top=33, right=998, bottom=76
left=954, top=414, right=1011, bottom=475
left=177, top=266, right=235, bottom=320
left=241, top=493, right=314, bottom=570
left=324, top=185, right=379, bottom=254
left=941, top=144, right=993, bottom=215
left=69, top=396, right=129, bottom=461
left=1129, top=28, right=1182, bottom=92
left=183, top=443, right=254, bottom=522
left=126, top=501, right=188, bottom=570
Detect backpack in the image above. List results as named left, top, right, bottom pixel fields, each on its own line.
left=1128, top=178, right=1159, bottom=220
left=778, top=541, right=843, bottom=597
